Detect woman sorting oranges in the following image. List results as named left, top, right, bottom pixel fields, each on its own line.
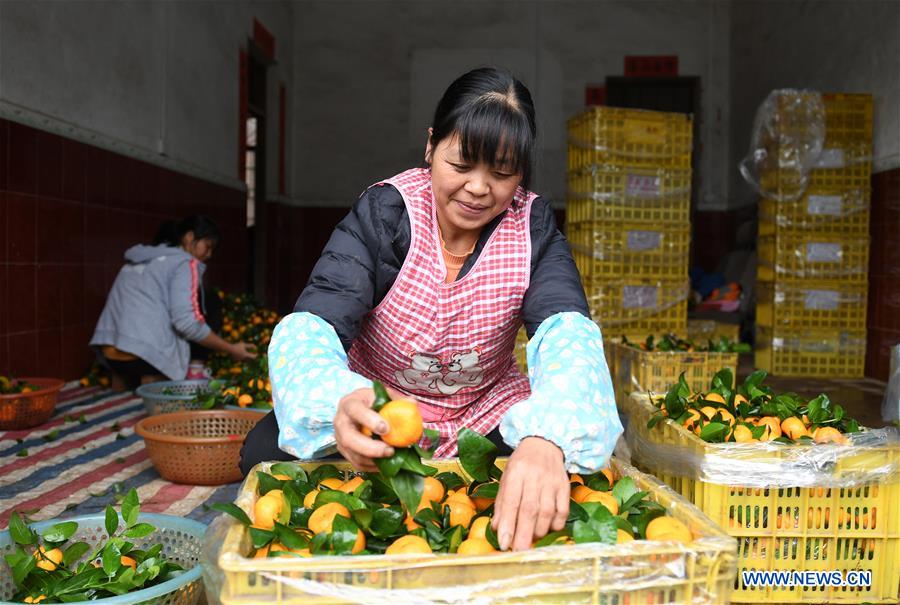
left=240, top=68, right=622, bottom=551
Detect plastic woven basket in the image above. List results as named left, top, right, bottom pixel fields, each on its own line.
left=135, top=380, right=210, bottom=416
left=135, top=410, right=262, bottom=485
left=0, top=513, right=205, bottom=605
left=0, top=378, right=64, bottom=430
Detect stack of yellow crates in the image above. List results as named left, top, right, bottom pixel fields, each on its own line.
left=566, top=106, right=693, bottom=340
left=755, top=93, right=872, bottom=377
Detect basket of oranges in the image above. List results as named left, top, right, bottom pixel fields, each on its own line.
left=0, top=376, right=65, bottom=430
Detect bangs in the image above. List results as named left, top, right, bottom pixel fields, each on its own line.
left=455, top=99, right=533, bottom=179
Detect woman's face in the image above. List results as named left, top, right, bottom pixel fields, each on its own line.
left=427, top=132, right=523, bottom=238
left=182, top=232, right=215, bottom=263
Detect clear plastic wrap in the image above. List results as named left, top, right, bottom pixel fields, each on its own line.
left=569, top=222, right=690, bottom=282
left=201, top=459, right=737, bottom=605
left=759, top=186, right=870, bottom=233
left=757, top=233, right=869, bottom=283
left=755, top=326, right=867, bottom=378
left=624, top=393, right=900, bottom=489
left=739, top=89, right=826, bottom=202
left=883, top=343, right=900, bottom=424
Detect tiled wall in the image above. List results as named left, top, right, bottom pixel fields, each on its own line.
left=866, top=168, right=900, bottom=381
left=0, top=119, right=247, bottom=380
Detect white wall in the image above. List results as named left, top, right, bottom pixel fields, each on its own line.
left=0, top=0, right=294, bottom=192
left=730, top=0, right=900, bottom=208
left=291, top=0, right=732, bottom=210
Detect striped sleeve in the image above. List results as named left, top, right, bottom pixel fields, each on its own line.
left=168, top=259, right=211, bottom=341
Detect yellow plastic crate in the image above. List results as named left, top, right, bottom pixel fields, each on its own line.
left=569, top=222, right=690, bottom=281
left=758, top=186, right=870, bottom=236
left=584, top=278, right=689, bottom=323
left=686, top=319, right=741, bottom=344
left=622, top=393, right=900, bottom=603
left=758, top=233, right=869, bottom=284
left=756, top=280, right=868, bottom=332
left=609, top=341, right=738, bottom=406
left=566, top=165, right=692, bottom=214
left=212, top=458, right=737, bottom=604
left=567, top=106, right=693, bottom=172
left=768, top=92, right=873, bottom=148
left=755, top=326, right=866, bottom=378
left=566, top=195, right=691, bottom=227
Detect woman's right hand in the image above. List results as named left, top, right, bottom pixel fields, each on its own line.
left=229, top=341, right=257, bottom=361
left=334, top=388, right=395, bottom=472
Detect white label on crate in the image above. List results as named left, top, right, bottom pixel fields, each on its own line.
left=813, top=148, right=846, bottom=169
left=807, top=195, right=843, bottom=216
left=625, top=174, right=660, bottom=198
left=806, top=242, right=843, bottom=263
left=622, top=286, right=658, bottom=309
left=804, top=289, right=840, bottom=311
left=626, top=230, right=663, bottom=251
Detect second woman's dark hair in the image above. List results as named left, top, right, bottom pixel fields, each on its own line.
left=177, top=215, right=220, bottom=246
left=430, top=67, right=537, bottom=189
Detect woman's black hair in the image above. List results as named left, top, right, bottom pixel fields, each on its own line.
left=429, top=67, right=537, bottom=189
left=178, top=215, right=220, bottom=246
left=152, top=220, right=179, bottom=246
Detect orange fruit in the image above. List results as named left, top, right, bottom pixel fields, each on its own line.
left=781, top=417, right=809, bottom=440
left=303, top=489, right=319, bottom=509
left=700, top=406, right=735, bottom=425
left=120, top=555, right=136, bottom=570
left=272, top=474, right=291, bottom=481
left=24, top=596, right=47, bottom=604
left=645, top=516, right=692, bottom=543
left=754, top=416, right=782, bottom=441
left=34, top=547, right=63, bottom=571
left=351, top=529, right=366, bottom=554
left=308, top=502, right=351, bottom=535
left=569, top=474, right=584, bottom=485
left=732, top=425, right=754, bottom=442
left=253, top=493, right=284, bottom=530
left=616, top=529, right=634, bottom=543
left=571, top=485, right=594, bottom=503
left=469, top=516, right=491, bottom=541
left=237, top=394, right=253, bottom=407
left=704, top=392, right=726, bottom=404
left=378, top=399, right=424, bottom=447
left=734, top=394, right=748, bottom=406
left=457, top=538, right=496, bottom=555
left=386, top=534, right=432, bottom=555
left=812, top=426, right=848, bottom=444
left=445, top=499, right=476, bottom=529
left=318, top=477, right=344, bottom=490
left=581, top=490, right=619, bottom=515
left=404, top=513, right=421, bottom=531
left=681, top=409, right=702, bottom=431
left=445, top=490, right=475, bottom=509
left=253, top=541, right=287, bottom=558
left=340, top=476, right=365, bottom=494
left=417, top=477, right=445, bottom=509
left=599, top=468, right=615, bottom=485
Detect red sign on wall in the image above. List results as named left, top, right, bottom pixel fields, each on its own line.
left=624, top=56, right=679, bottom=77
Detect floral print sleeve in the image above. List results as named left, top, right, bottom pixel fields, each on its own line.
left=499, top=312, right=623, bottom=474
left=269, top=312, right=371, bottom=459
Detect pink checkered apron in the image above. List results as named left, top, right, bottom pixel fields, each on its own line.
left=347, top=168, right=536, bottom=457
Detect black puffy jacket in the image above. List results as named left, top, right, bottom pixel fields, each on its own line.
left=295, top=182, right=589, bottom=351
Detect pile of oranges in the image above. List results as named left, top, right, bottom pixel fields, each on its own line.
left=215, top=386, right=696, bottom=558
left=648, top=369, right=859, bottom=445
left=0, top=376, right=39, bottom=395
left=207, top=289, right=280, bottom=381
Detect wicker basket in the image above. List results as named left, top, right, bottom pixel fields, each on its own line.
left=135, top=380, right=211, bottom=415
left=135, top=410, right=262, bottom=485
left=0, top=513, right=205, bottom=605
left=0, top=378, right=65, bottom=430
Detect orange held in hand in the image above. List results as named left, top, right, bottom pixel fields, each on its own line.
left=378, top=399, right=424, bottom=447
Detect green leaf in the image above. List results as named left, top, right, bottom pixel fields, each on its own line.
left=413, top=506, right=441, bottom=529
left=271, top=462, right=306, bottom=482
left=309, top=464, right=342, bottom=486
left=469, top=482, right=499, bottom=499
left=712, top=368, right=734, bottom=391
left=42, top=520, right=79, bottom=543
left=699, top=422, right=729, bottom=443
left=369, top=507, right=404, bottom=538
left=282, top=481, right=303, bottom=510
left=572, top=519, right=601, bottom=543
left=123, top=523, right=155, bottom=539
left=391, top=470, right=424, bottom=515
left=567, top=501, right=588, bottom=523
left=102, top=542, right=121, bottom=576
left=586, top=473, right=611, bottom=492
left=63, top=541, right=91, bottom=566
left=485, top=522, right=501, bottom=550
left=394, top=447, right=438, bottom=477
left=9, top=512, right=36, bottom=545
left=315, top=489, right=367, bottom=512
left=374, top=452, right=404, bottom=478
left=330, top=515, right=360, bottom=556
left=256, top=471, right=284, bottom=496
left=535, top=528, right=571, bottom=547
left=614, top=516, right=634, bottom=533
left=350, top=509, right=373, bottom=533
left=631, top=507, right=666, bottom=539
left=844, top=418, right=861, bottom=433
left=741, top=370, right=768, bottom=394
left=249, top=526, right=275, bottom=549
left=435, top=472, right=466, bottom=491
left=211, top=502, right=252, bottom=526
left=372, top=380, right=391, bottom=412
left=12, top=552, right=36, bottom=585
left=274, top=522, right=309, bottom=550
left=749, top=424, right=767, bottom=440
left=121, top=488, right=140, bottom=527
left=618, top=490, right=650, bottom=516
left=105, top=505, right=119, bottom=537
left=446, top=525, right=464, bottom=553
left=457, top=428, right=498, bottom=482
left=56, top=566, right=105, bottom=595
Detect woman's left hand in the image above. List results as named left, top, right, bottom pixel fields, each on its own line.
left=492, top=436, right=569, bottom=551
